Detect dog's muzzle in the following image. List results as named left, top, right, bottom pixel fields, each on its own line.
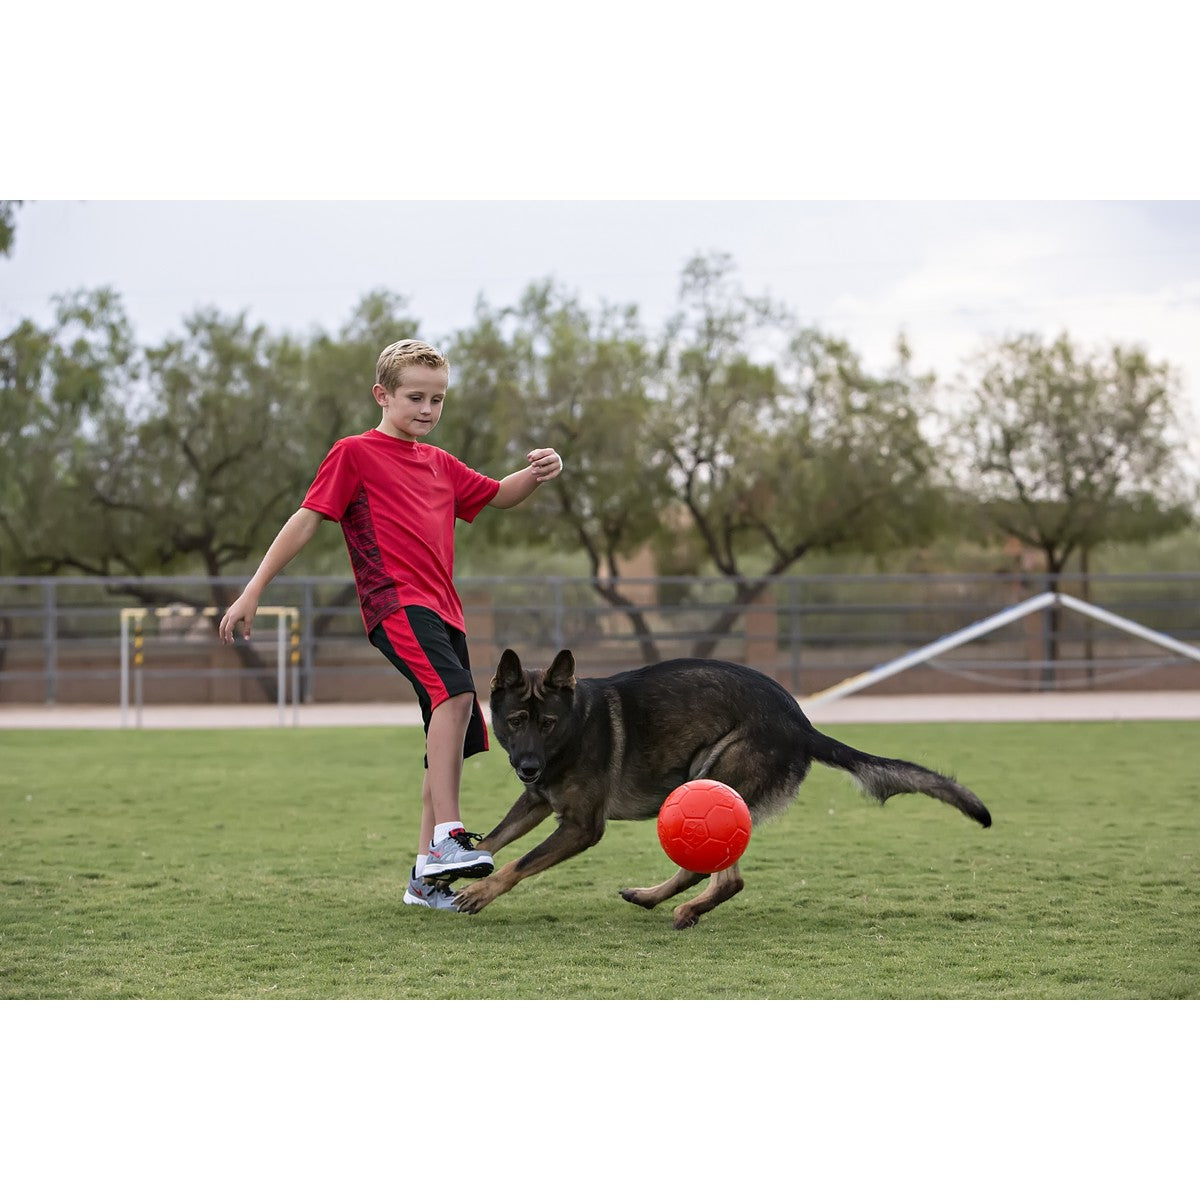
left=513, top=756, right=543, bottom=785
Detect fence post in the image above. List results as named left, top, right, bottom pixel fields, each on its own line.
left=276, top=616, right=286, bottom=725
left=744, top=585, right=777, bottom=671
left=301, top=580, right=314, bottom=703
left=134, top=614, right=144, bottom=726
left=552, top=577, right=564, bottom=651
left=787, top=576, right=803, bottom=693
left=290, top=610, right=301, bottom=725
left=42, top=580, right=57, bottom=706
left=1041, top=574, right=1058, bottom=691
left=120, top=612, right=129, bottom=725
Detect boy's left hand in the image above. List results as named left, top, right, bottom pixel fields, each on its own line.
left=528, top=448, right=564, bottom=482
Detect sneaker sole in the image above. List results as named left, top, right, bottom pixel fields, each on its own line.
left=404, top=889, right=460, bottom=910
left=421, top=859, right=494, bottom=881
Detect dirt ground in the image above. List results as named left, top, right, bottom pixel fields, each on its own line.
left=2, top=690, right=1198, bottom=730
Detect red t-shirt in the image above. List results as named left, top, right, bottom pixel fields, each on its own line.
left=302, top=430, right=500, bottom=633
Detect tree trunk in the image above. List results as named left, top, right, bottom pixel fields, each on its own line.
left=689, top=578, right=770, bottom=660
left=590, top=578, right=662, bottom=663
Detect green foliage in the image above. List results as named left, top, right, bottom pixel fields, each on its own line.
left=646, top=256, right=949, bottom=654
left=0, top=319, right=53, bottom=572
left=0, top=289, right=139, bottom=574
left=659, top=264, right=947, bottom=573
left=1090, top=524, right=1200, bottom=574
left=445, top=281, right=666, bottom=570
left=955, top=332, right=1196, bottom=573
left=0, top=290, right=419, bottom=589
left=440, top=281, right=676, bottom=656
left=0, top=201, right=20, bottom=257
left=2, top=721, right=1197, bottom=999
left=135, top=310, right=311, bottom=577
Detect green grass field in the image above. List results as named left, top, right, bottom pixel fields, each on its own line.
left=2, top=721, right=1197, bottom=999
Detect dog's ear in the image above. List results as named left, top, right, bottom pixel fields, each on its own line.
left=492, top=648, right=523, bottom=693
left=545, top=649, right=576, bottom=691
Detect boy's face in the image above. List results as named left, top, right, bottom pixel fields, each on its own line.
left=372, top=364, right=450, bottom=441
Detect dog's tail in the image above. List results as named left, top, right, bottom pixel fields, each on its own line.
left=808, top=730, right=991, bottom=827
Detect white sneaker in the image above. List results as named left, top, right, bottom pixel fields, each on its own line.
left=403, top=871, right=462, bottom=910
left=420, top=829, right=494, bottom=882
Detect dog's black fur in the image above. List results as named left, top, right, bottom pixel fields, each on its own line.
left=453, top=649, right=991, bottom=928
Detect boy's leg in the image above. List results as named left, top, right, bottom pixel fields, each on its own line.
left=418, top=771, right=435, bottom=860
left=423, top=692, right=474, bottom=828
left=368, top=608, right=493, bottom=886
left=403, top=751, right=487, bottom=908
left=421, top=691, right=495, bottom=879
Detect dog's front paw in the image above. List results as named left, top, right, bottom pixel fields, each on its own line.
left=453, top=878, right=498, bottom=914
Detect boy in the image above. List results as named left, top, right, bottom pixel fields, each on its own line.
left=218, top=339, right=562, bottom=911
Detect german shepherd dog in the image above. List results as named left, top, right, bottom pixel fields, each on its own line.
left=453, top=649, right=991, bottom=928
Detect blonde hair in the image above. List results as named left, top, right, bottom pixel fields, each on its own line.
left=375, top=339, right=448, bottom=393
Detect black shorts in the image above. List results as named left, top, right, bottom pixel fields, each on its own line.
left=368, top=606, right=489, bottom=760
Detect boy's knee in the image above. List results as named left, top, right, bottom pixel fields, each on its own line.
left=432, top=691, right=474, bottom=722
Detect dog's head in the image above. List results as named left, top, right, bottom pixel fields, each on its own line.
left=490, top=648, right=577, bottom=786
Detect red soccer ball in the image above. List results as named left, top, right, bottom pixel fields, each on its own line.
left=657, top=779, right=752, bottom=873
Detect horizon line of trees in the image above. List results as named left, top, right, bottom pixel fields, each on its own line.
left=2, top=251, right=1196, bottom=665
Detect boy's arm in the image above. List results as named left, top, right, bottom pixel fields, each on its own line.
left=489, top=447, right=563, bottom=510
left=218, top=507, right=324, bottom=643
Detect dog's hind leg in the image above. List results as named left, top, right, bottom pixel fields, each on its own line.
left=619, top=868, right=707, bottom=911
left=670, top=863, right=745, bottom=930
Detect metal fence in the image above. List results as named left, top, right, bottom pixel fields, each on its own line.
left=1, top=572, right=1198, bottom=707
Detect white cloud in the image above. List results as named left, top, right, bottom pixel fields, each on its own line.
left=798, top=208, right=1200, bottom=441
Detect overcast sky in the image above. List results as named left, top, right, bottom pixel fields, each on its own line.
left=5, top=198, right=1200, bottom=433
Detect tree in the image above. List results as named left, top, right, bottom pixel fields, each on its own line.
left=446, top=282, right=669, bottom=658
left=652, top=253, right=946, bottom=657
left=0, top=307, right=59, bottom=674
left=0, top=289, right=140, bottom=575
left=954, top=331, right=1196, bottom=682
left=444, top=256, right=948, bottom=663
left=1, top=287, right=433, bottom=694
left=0, top=201, right=22, bottom=257
left=955, top=332, right=1195, bottom=577
left=13, top=289, right=422, bottom=591
left=0, top=317, right=55, bottom=573
left=5, top=300, right=310, bottom=697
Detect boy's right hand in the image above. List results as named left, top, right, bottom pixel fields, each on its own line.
left=219, top=594, right=258, bottom=644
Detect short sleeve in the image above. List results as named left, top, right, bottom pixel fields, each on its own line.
left=302, top=439, right=361, bottom=520
left=444, top=452, right=501, bottom=523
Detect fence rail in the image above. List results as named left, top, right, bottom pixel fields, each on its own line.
left=1, top=572, right=1198, bottom=706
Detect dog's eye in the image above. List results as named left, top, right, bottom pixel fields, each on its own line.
left=539, top=716, right=557, bottom=733
left=507, top=712, right=528, bottom=730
